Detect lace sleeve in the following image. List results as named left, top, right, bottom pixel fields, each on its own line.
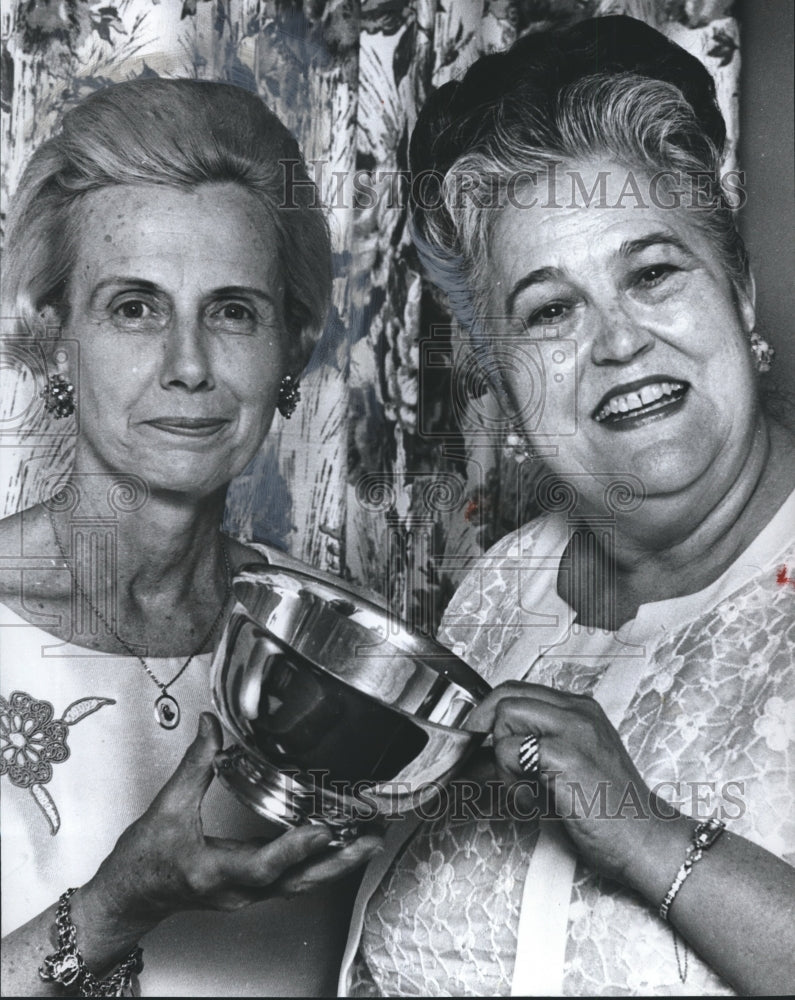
left=436, top=517, right=554, bottom=682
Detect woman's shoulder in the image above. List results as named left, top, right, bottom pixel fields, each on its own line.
left=224, top=535, right=272, bottom=574
left=0, top=503, right=54, bottom=552
left=446, top=511, right=561, bottom=604
left=0, top=505, right=32, bottom=553
left=235, top=537, right=309, bottom=571
left=437, top=512, right=561, bottom=633
left=0, top=505, right=71, bottom=612
left=485, top=511, right=560, bottom=559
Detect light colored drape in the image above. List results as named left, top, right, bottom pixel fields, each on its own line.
left=0, top=0, right=740, bottom=630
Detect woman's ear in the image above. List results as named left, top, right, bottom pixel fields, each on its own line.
left=39, top=306, right=78, bottom=386
left=738, top=274, right=757, bottom=334
left=293, top=324, right=315, bottom=374
left=39, top=306, right=66, bottom=355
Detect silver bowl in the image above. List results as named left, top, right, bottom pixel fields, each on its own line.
left=211, top=563, right=490, bottom=843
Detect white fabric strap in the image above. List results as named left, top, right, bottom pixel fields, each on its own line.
left=511, top=818, right=578, bottom=996
left=510, top=628, right=646, bottom=996
left=593, top=647, right=646, bottom=727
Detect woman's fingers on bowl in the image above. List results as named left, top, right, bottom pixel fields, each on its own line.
left=273, top=835, right=385, bottom=896
left=492, top=695, right=575, bottom=742
left=203, top=829, right=382, bottom=901
left=211, top=824, right=335, bottom=887
left=154, top=712, right=224, bottom=815
left=466, top=681, right=581, bottom=732
left=465, top=688, right=509, bottom=732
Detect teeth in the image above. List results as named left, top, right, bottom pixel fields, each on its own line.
left=640, top=385, right=663, bottom=405
left=625, top=392, right=642, bottom=411
left=594, top=381, right=685, bottom=422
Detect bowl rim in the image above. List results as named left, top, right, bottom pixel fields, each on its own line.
left=231, top=560, right=492, bottom=702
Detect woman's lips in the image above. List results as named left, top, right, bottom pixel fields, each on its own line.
left=592, top=377, right=690, bottom=428
left=144, top=417, right=230, bottom=437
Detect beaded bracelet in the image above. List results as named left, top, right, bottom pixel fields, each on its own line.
left=659, top=817, right=726, bottom=921
left=39, top=888, right=143, bottom=997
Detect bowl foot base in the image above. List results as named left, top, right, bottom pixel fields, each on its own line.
left=214, top=745, right=362, bottom=846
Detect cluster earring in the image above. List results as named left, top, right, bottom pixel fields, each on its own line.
left=277, top=373, right=301, bottom=419
left=41, top=374, right=76, bottom=419
left=750, top=332, right=774, bottom=374
left=504, top=427, right=536, bottom=464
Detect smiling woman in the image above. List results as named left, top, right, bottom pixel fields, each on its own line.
left=488, top=161, right=760, bottom=512
left=0, top=79, right=382, bottom=997
left=63, top=182, right=288, bottom=496
left=340, top=15, right=795, bottom=998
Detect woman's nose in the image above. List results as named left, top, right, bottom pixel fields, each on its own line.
left=159, top=320, right=215, bottom=391
left=589, top=308, right=654, bottom=366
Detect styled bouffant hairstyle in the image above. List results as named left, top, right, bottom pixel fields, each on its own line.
left=2, top=78, right=332, bottom=366
left=409, top=15, right=749, bottom=337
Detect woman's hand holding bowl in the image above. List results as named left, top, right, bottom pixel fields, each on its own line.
left=49, top=713, right=384, bottom=979
left=467, top=681, right=684, bottom=889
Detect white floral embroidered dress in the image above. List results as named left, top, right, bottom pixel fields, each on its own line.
left=341, top=489, right=795, bottom=997
left=0, top=545, right=351, bottom=997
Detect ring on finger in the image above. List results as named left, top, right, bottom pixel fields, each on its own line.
left=518, top=733, right=541, bottom=779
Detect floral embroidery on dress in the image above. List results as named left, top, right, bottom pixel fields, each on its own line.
left=353, top=513, right=794, bottom=997
left=0, top=691, right=115, bottom=835
left=415, top=850, right=456, bottom=905
left=753, top=696, right=795, bottom=752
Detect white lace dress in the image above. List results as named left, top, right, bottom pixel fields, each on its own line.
left=340, top=489, right=795, bottom=997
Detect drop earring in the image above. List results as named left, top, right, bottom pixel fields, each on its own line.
left=504, top=427, right=536, bottom=464
left=277, top=373, right=301, bottom=419
left=41, top=374, right=76, bottom=419
left=750, top=332, right=774, bottom=373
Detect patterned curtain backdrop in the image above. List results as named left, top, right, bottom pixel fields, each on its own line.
left=0, top=0, right=740, bottom=631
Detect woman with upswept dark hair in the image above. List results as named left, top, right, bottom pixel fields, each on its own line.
left=338, top=17, right=795, bottom=996
left=0, top=78, right=381, bottom=997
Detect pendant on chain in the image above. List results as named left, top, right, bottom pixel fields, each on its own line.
left=155, top=694, right=181, bottom=729
left=48, top=504, right=232, bottom=732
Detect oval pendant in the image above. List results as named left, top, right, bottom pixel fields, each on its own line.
left=155, top=694, right=180, bottom=729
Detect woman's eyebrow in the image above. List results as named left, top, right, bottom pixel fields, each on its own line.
left=618, top=232, right=696, bottom=259
left=210, top=285, right=278, bottom=307
left=89, top=276, right=160, bottom=305
left=505, top=266, right=561, bottom=313
left=88, top=279, right=278, bottom=308
left=504, top=232, right=699, bottom=313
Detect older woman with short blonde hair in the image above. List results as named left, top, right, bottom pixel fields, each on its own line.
left=0, top=78, right=380, bottom=997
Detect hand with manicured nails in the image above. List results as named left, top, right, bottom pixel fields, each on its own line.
left=53, top=711, right=383, bottom=983
left=2, top=712, right=383, bottom=996
left=466, top=681, right=676, bottom=890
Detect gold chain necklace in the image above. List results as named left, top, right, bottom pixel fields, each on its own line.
left=49, top=505, right=232, bottom=729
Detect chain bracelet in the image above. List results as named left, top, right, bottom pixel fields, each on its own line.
left=659, top=817, right=726, bottom=921
left=39, top=889, right=143, bottom=997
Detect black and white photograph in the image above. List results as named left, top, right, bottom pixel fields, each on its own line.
left=1, top=1, right=793, bottom=996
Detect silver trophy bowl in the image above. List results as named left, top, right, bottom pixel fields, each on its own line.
left=211, top=563, right=490, bottom=843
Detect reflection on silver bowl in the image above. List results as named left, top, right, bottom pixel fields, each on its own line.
left=211, top=563, right=490, bottom=843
